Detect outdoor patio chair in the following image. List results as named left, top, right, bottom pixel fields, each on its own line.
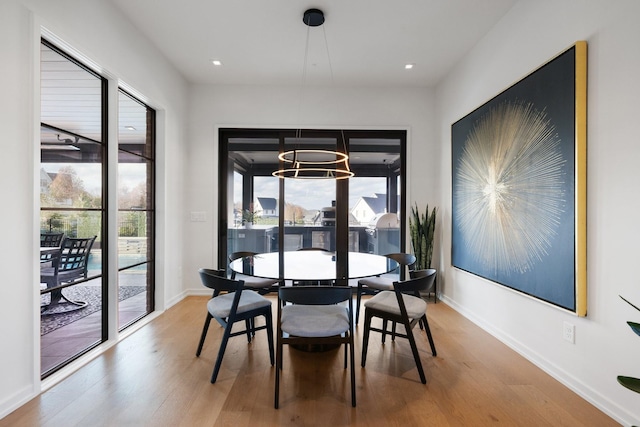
left=40, top=236, right=97, bottom=311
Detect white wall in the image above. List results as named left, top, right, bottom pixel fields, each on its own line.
left=436, top=0, right=640, bottom=424
left=184, top=84, right=438, bottom=289
left=0, top=0, right=188, bottom=418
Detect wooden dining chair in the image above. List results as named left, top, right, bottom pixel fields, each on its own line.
left=355, top=253, right=416, bottom=323
left=195, top=268, right=275, bottom=384
left=275, top=286, right=355, bottom=408
left=361, top=272, right=437, bottom=384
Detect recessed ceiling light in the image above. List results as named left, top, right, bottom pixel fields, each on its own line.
left=212, top=60, right=222, bottom=66
left=405, top=63, right=414, bottom=70
left=124, top=126, right=136, bottom=131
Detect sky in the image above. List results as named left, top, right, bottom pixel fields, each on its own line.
left=237, top=174, right=389, bottom=211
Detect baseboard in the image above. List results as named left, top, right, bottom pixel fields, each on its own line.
left=0, top=384, right=37, bottom=420
left=439, top=295, right=634, bottom=425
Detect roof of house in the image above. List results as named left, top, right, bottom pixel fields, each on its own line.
left=256, top=197, right=277, bottom=210
left=359, top=194, right=387, bottom=214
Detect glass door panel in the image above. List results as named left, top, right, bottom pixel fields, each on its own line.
left=40, top=39, right=106, bottom=377
left=117, top=89, right=155, bottom=330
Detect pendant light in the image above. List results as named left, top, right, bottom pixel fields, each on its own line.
left=272, top=8, right=354, bottom=180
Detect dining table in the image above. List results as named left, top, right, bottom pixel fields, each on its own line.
left=228, top=250, right=399, bottom=283
left=230, top=249, right=399, bottom=352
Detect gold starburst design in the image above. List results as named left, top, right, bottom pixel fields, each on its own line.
left=454, top=101, right=566, bottom=275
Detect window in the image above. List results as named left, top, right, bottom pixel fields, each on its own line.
left=219, top=128, right=406, bottom=281
left=40, top=39, right=107, bottom=376
left=117, top=89, right=155, bottom=330
left=39, top=40, right=156, bottom=377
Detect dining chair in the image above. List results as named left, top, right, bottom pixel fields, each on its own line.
left=360, top=272, right=437, bottom=384
left=355, top=252, right=416, bottom=323
left=275, top=286, right=355, bottom=408
left=195, top=268, right=275, bottom=384
left=228, top=251, right=280, bottom=295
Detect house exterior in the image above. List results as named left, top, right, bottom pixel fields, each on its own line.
left=255, top=197, right=278, bottom=217
left=351, top=193, right=387, bottom=224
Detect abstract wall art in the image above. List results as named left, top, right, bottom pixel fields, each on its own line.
left=451, top=42, right=587, bottom=315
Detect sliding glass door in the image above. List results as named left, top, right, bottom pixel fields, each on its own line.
left=39, top=40, right=156, bottom=377
left=40, top=40, right=107, bottom=376
left=117, top=90, right=155, bottom=330
left=219, top=128, right=405, bottom=283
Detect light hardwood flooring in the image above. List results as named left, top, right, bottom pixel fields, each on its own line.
left=5, top=296, right=617, bottom=426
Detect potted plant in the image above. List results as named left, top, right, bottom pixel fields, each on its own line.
left=618, top=295, right=640, bottom=394
left=242, top=208, right=261, bottom=228
left=410, top=204, right=437, bottom=301
left=409, top=203, right=437, bottom=269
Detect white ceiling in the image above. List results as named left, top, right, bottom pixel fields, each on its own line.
left=108, top=0, right=516, bottom=87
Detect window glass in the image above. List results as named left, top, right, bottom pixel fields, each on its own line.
left=40, top=40, right=105, bottom=377
left=117, top=89, right=155, bottom=330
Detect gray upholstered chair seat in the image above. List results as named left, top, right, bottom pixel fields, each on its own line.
left=357, top=276, right=394, bottom=291
left=364, top=290, right=426, bottom=319
left=281, top=304, right=350, bottom=337
left=207, top=290, right=271, bottom=318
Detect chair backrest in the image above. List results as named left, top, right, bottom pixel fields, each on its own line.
left=41, top=232, right=65, bottom=247
left=227, top=252, right=258, bottom=280
left=199, top=268, right=243, bottom=295
left=279, top=285, right=351, bottom=306
left=384, top=253, right=417, bottom=268
left=228, top=251, right=258, bottom=263
left=57, top=236, right=96, bottom=276
left=393, top=271, right=435, bottom=296
left=410, top=268, right=436, bottom=280
left=296, top=247, right=330, bottom=251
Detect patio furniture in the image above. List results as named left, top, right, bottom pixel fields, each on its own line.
left=40, top=236, right=97, bottom=312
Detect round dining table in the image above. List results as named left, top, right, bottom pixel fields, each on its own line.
left=228, top=250, right=399, bottom=282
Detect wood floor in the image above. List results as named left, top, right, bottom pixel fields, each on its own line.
left=3, top=296, right=617, bottom=427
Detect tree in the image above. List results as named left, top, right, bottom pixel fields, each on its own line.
left=49, top=166, right=85, bottom=202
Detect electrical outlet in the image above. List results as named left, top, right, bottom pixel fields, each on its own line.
left=563, top=321, right=575, bottom=343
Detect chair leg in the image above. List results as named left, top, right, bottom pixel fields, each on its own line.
left=275, top=334, right=282, bottom=409
left=196, top=313, right=213, bottom=357
left=211, top=322, right=233, bottom=383
left=349, top=332, right=356, bottom=407
left=265, top=311, right=275, bottom=366
left=381, top=319, right=388, bottom=343
left=391, top=321, right=397, bottom=341
left=355, top=283, right=363, bottom=324
left=245, top=319, right=252, bottom=342
left=405, top=319, right=426, bottom=384
left=421, top=314, right=437, bottom=356
left=361, top=310, right=372, bottom=367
